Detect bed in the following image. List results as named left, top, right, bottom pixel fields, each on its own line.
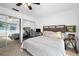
left=21, top=25, right=66, bottom=56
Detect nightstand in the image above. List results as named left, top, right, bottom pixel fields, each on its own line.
left=64, top=34, right=77, bottom=53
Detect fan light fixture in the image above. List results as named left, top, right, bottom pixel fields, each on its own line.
left=23, top=3, right=28, bottom=8
left=27, top=3, right=31, bottom=6
left=22, top=3, right=32, bottom=10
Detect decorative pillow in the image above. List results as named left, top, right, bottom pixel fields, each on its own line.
left=43, top=31, right=63, bottom=39
left=43, top=31, right=53, bottom=37
left=54, top=32, right=62, bottom=39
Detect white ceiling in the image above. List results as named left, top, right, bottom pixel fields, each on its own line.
left=0, top=3, right=79, bottom=19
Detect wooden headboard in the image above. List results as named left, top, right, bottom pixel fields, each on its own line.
left=43, top=25, right=66, bottom=33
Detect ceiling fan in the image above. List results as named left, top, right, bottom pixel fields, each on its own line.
left=16, top=3, right=40, bottom=10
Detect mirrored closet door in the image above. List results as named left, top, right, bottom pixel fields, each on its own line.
left=6, top=16, right=20, bottom=47
left=0, top=14, right=7, bottom=48
left=0, top=14, right=20, bottom=48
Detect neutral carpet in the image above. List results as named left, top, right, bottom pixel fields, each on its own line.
left=0, top=39, right=79, bottom=56
left=0, top=39, right=29, bottom=56
left=65, top=48, right=79, bottom=56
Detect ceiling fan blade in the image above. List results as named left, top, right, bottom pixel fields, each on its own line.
left=28, top=5, right=32, bottom=10
left=33, top=3, right=40, bottom=5
left=16, top=3, right=22, bottom=6
left=26, top=3, right=32, bottom=10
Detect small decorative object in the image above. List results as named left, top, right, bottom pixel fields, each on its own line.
left=66, top=25, right=76, bottom=32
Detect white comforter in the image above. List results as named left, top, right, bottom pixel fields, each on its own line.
left=21, top=36, right=65, bottom=56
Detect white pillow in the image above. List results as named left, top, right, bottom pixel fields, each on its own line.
left=43, top=31, right=63, bottom=39
left=43, top=31, right=53, bottom=37
left=51, top=32, right=62, bottom=39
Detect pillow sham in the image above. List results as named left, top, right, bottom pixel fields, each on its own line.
left=50, top=32, right=62, bottom=39
left=43, top=31, right=54, bottom=37
left=43, top=31, right=64, bottom=39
